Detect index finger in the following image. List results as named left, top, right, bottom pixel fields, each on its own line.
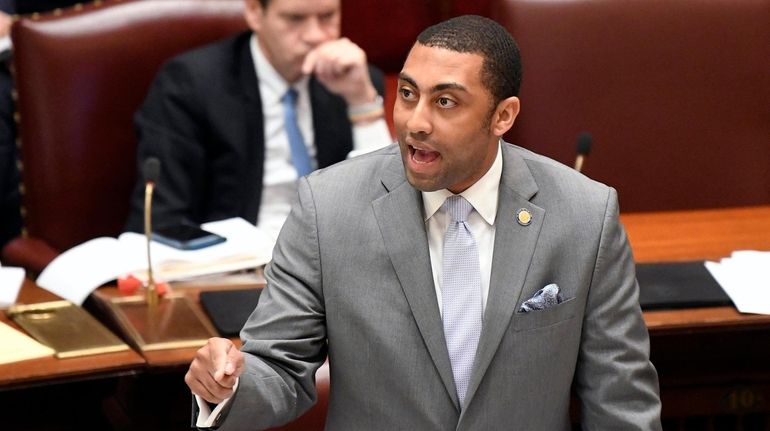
left=302, top=47, right=320, bottom=76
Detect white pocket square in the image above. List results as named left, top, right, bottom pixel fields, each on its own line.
left=519, top=283, right=563, bottom=312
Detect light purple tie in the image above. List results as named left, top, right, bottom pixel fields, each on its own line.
left=441, top=195, right=483, bottom=407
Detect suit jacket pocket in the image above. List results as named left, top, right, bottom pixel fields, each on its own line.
left=512, top=297, right=578, bottom=332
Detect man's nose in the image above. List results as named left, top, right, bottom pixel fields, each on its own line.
left=405, top=101, right=433, bottom=136
left=302, top=17, right=328, bottom=46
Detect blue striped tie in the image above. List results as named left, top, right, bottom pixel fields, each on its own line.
left=282, top=88, right=312, bottom=177
left=441, top=195, right=483, bottom=407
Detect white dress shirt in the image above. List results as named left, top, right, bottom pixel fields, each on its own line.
left=250, top=35, right=392, bottom=241
left=422, top=141, right=503, bottom=316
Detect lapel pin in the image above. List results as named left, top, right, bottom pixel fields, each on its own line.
left=516, top=208, right=532, bottom=226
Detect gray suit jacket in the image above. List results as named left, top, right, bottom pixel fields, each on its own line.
left=221, top=143, right=662, bottom=430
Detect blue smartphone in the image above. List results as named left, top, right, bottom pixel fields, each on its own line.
left=152, top=224, right=226, bottom=250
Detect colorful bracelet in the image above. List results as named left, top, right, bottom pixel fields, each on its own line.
left=348, top=95, right=384, bottom=124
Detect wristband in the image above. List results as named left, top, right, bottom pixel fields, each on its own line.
left=348, top=95, right=384, bottom=124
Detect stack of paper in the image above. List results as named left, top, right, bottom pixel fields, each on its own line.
left=0, top=321, right=55, bottom=364
left=37, top=218, right=275, bottom=305
left=704, top=251, right=770, bottom=315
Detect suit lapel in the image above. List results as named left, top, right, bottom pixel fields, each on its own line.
left=232, top=33, right=264, bottom=223
left=371, top=156, right=461, bottom=410
left=462, top=144, right=545, bottom=410
left=309, top=78, right=353, bottom=168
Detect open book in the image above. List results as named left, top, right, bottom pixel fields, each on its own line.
left=37, top=218, right=275, bottom=305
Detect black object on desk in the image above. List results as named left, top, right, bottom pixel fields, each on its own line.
left=636, top=261, right=732, bottom=310
left=199, top=289, right=262, bottom=337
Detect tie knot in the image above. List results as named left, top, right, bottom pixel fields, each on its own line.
left=444, top=195, right=473, bottom=223
left=283, top=88, right=298, bottom=105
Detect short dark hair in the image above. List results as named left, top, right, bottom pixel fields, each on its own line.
left=416, top=15, right=522, bottom=104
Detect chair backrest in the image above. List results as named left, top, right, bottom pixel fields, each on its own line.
left=494, top=0, right=770, bottom=212
left=341, top=0, right=494, bottom=73
left=12, top=0, right=248, bottom=252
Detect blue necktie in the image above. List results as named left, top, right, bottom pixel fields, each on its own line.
left=282, top=88, right=312, bottom=177
left=441, top=195, right=483, bottom=407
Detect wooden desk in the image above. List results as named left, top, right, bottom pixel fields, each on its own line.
left=136, top=205, right=770, bottom=427
left=0, top=278, right=258, bottom=430
left=622, top=205, right=770, bottom=332
left=2, top=206, right=769, bottom=429
left=0, top=280, right=145, bottom=390
left=622, top=206, right=770, bottom=425
left=0, top=281, right=150, bottom=429
left=622, top=205, right=770, bottom=263
left=88, top=281, right=253, bottom=370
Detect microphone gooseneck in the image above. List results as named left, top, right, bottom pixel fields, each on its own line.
left=143, top=157, right=161, bottom=306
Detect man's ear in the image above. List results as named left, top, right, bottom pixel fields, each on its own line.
left=243, top=0, right=264, bottom=32
left=490, top=96, right=520, bottom=137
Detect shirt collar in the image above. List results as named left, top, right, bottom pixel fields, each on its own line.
left=422, top=140, right=503, bottom=226
left=250, top=34, right=310, bottom=104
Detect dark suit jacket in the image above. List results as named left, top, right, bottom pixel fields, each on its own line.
left=124, top=32, right=384, bottom=232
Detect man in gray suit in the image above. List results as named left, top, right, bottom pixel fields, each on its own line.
left=186, top=15, right=662, bottom=430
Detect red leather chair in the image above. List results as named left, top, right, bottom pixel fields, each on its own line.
left=494, top=0, right=770, bottom=212
left=4, top=0, right=248, bottom=273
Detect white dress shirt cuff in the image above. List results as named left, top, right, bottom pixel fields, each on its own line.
left=349, top=118, right=392, bottom=158
left=194, top=377, right=239, bottom=428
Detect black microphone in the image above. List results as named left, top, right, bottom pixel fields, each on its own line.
left=574, top=132, right=592, bottom=173
left=143, top=157, right=161, bottom=306
left=144, top=157, right=161, bottom=185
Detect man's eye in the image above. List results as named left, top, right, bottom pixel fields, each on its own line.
left=437, top=97, right=456, bottom=108
left=286, top=14, right=305, bottom=23
left=319, top=12, right=336, bottom=22
left=399, top=88, right=415, bottom=100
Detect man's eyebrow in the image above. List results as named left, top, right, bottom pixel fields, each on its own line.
left=433, top=82, right=467, bottom=93
left=397, top=73, right=467, bottom=94
left=398, top=73, right=417, bottom=88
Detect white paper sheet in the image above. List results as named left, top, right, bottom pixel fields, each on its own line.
left=704, top=250, right=770, bottom=315
left=37, top=237, right=145, bottom=305
left=0, top=266, right=25, bottom=306
left=36, top=218, right=274, bottom=305
left=0, top=321, right=55, bottom=364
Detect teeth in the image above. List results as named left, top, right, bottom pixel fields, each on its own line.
left=411, top=147, right=439, bottom=164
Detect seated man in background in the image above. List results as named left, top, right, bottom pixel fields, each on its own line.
left=124, top=0, right=391, bottom=239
